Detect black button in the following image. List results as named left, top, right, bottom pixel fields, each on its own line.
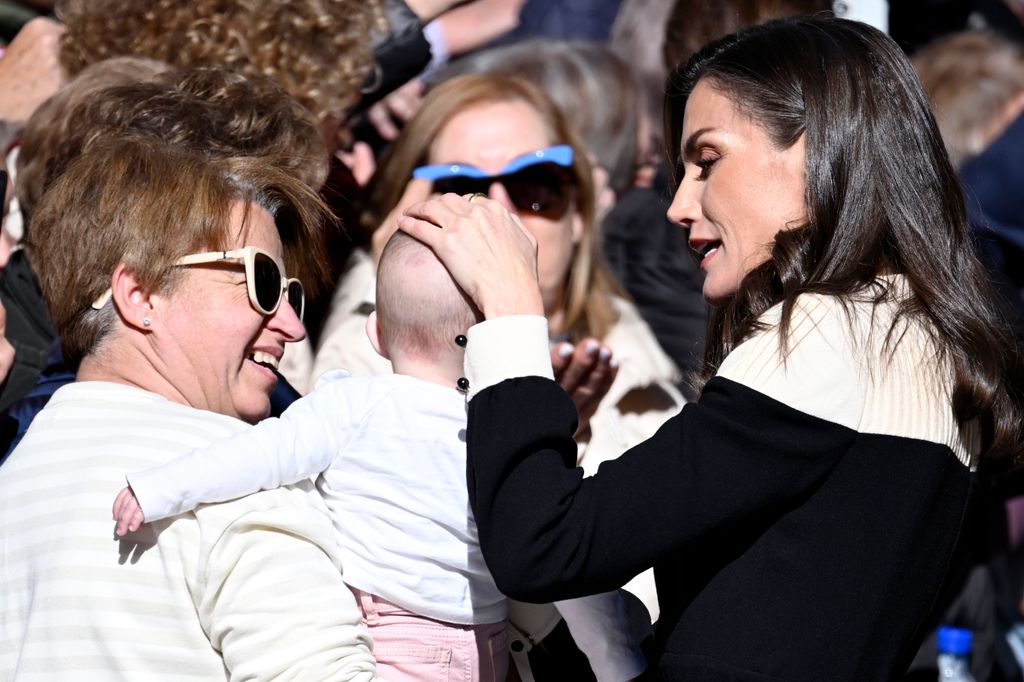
left=457, top=377, right=470, bottom=391
left=511, top=640, right=524, bottom=652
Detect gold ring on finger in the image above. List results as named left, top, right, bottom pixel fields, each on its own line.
left=468, top=192, right=487, bottom=204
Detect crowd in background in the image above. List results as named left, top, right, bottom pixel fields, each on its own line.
left=0, top=0, right=1022, bottom=680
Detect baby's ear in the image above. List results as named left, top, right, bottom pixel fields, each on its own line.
left=365, top=310, right=389, bottom=360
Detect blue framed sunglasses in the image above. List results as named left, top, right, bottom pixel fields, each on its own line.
left=412, top=145, right=576, bottom=220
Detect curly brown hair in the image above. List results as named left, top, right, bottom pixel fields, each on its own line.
left=56, top=0, right=385, bottom=122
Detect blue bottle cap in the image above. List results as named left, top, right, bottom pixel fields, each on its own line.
left=937, top=626, right=972, bottom=656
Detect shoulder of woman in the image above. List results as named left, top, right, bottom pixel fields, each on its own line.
left=716, top=291, right=871, bottom=405
left=714, top=285, right=969, bottom=459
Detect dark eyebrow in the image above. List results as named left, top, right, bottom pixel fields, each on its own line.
left=683, top=127, right=716, bottom=159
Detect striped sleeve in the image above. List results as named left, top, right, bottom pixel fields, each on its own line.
left=192, top=486, right=377, bottom=681
left=0, top=383, right=378, bottom=681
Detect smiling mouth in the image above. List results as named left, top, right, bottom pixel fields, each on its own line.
left=693, top=240, right=721, bottom=262
left=248, top=351, right=279, bottom=372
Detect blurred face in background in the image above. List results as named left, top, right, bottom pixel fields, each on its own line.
left=427, top=99, right=583, bottom=327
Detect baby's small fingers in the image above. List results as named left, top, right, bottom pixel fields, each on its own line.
left=112, top=487, right=132, bottom=520
left=114, top=512, right=130, bottom=537
left=127, top=508, right=145, bottom=533
left=115, top=502, right=144, bottom=537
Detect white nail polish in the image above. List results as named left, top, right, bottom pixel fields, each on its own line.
left=558, top=343, right=574, bottom=358
left=585, top=340, right=599, bottom=355
left=598, top=347, right=611, bottom=362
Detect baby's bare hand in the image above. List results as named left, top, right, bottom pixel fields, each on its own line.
left=112, top=486, right=145, bottom=537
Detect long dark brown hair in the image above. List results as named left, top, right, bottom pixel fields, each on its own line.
left=665, top=16, right=1023, bottom=460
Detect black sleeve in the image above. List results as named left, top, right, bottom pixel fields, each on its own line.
left=466, top=375, right=857, bottom=603
left=0, top=250, right=57, bottom=412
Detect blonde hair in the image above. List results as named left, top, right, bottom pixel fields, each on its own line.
left=912, top=30, right=1024, bottom=169
left=57, top=0, right=385, bottom=122
left=441, top=41, right=641, bottom=196
left=28, top=136, right=330, bottom=367
left=364, top=74, right=622, bottom=342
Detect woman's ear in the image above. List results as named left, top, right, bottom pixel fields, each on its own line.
left=109, top=263, right=155, bottom=331
left=365, top=310, right=390, bottom=360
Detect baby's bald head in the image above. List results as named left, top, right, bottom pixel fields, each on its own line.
left=375, top=231, right=480, bottom=362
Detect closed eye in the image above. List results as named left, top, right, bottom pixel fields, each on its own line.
left=694, top=155, right=718, bottom=180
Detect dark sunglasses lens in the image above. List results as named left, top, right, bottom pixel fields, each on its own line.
left=432, top=176, right=488, bottom=197
left=286, top=280, right=305, bottom=322
left=252, top=252, right=283, bottom=314
left=504, top=164, right=573, bottom=219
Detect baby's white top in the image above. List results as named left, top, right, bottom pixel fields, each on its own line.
left=129, top=371, right=505, bottom=624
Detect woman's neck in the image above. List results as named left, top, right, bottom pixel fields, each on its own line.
left=76, top=342, right=192, bottom=410
left=75, top=337, right=197, bottom=411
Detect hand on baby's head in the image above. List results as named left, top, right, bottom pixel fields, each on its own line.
left=112, top=486, right=145, bottom=537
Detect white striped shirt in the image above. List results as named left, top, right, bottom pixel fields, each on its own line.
left=0, top=381, right=377, bottom=681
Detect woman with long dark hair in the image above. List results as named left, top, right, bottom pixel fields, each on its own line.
left=398, top=15, right=1023, bottom=681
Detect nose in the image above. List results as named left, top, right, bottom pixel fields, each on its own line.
left=267, top=293, right=306, bottom=343
left=666, top=176, right=701, bottom=228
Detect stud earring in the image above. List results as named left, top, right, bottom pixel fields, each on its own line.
left=142, top=317, right=151, bottom=327
left=455, top=334, right=467, bottom=347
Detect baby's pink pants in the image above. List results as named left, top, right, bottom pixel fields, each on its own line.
left=352, top=587, right=510, bottom=682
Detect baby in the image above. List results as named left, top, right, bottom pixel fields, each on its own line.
left=112, top=232, right=647, bottom=682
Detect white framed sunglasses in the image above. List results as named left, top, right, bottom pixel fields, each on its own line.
left=91, top=246, right=304, bottom=321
